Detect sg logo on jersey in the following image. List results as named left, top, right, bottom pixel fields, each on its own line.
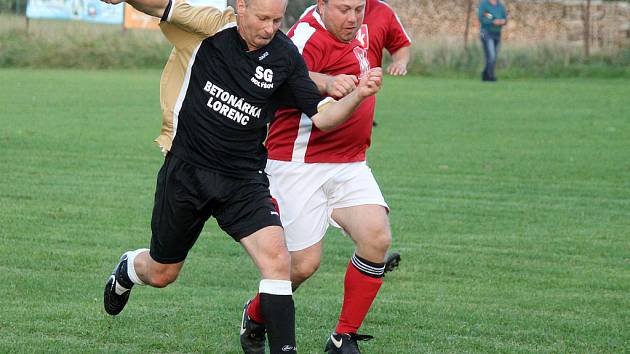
left=356, top=24, right=369, bottom=50
left=251, top=66, right=274, bottom=89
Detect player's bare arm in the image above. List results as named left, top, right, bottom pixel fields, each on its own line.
left=309, top=72, right=358, bottom=98
left=100, top=0, right=168, bottom=18
left=311, top=67, right=382, bottom=132
left=388, top=46, right=410, bottom=76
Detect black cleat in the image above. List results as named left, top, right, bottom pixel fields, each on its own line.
left=103, top=252, right=134, bottom=316
left=384, top=252, right=401, bottom=275
left=240, top=300, right=266, bottom=354
left=324, top=332, right=373, bottom=354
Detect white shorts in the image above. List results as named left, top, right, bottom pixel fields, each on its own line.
left=266, top=160, right=389, bottom=252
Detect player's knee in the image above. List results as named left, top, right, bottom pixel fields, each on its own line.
left=262, top=248, right=292, bottom=277
left=292, top=260, right=319, bottom=283
left=361, top=226, right=392, bottom=255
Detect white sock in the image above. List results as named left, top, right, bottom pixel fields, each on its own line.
left=126, top=248, right=149, bottom=286
left=259, top=279, right=293, bottom=295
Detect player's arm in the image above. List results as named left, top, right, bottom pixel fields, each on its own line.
left=163, top=1, right=235, bottom=37
left=311, top=68, right=382, bottom=132
left=388, top=46, right=410, bottom=76
left=308, top=72, right=358, bottom=98
left=383, top=7, right=412, bottom=76
left=101, top=0, right=167, bottom=18
left=285, top=43, right=381, bottom=131
left=293, top=29, right=357, bottom=99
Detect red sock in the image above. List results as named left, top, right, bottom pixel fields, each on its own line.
left=335, top=254, right=384, bottom=334
left=247, top=292, right=265, bottom=323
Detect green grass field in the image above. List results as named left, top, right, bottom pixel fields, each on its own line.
left=0, top=69, right=629, bottom=353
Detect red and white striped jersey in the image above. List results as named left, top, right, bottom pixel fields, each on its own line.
left=266, top=9, right=375, bottom=163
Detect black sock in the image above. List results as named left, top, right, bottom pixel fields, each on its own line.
left=259, top=280, right=296, bottom=354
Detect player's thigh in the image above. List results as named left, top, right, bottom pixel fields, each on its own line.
left=266, top=160, right=333, bottom=252
left=150, top=154, right=211, bottom=264
left=328, top=163, right=391, bottom=243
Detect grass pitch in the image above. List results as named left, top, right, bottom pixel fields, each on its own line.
left=0, top=69, right=628, bottom=353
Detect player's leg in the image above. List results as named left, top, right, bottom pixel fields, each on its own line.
left=331, top=204, right=391, bottom=330
left=104, top=250, right=185, bottom=315
left=290, top=240, right=324, bottom=290
left=216, top=172, right=297, bottom=354
left=324, top=163, right=391, bottom=353
left=240, top=226, right=295, bottom=354
left=241, top=238, right=323, bottom=331
left=324, top=204, right=390, bottom=353
left=104, top=154, right=207, bottom=315
left=244, top=161, right=332, bottom=306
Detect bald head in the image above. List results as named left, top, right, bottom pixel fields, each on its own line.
left=239, top=0, right=287, bottom=9
left=236, top=0, right=288, bottom=51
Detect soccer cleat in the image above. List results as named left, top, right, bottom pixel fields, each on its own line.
left=383, top=251, right=401, bottom=275
left=240, top=300, right=266, bottom=354
left=324, top=332, right=374, bottom=354
left=103, top=252, right=134, bottom=316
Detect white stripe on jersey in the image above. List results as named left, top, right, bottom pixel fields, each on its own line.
left=166, top=1, right=174, bottom=22
left=291, top=113, right=313, bottom=162
left=172, top=43, right=202, bottom=139
left=291, top=22, right=316, bottom=54
left=298, top=4, right=316, bottom=20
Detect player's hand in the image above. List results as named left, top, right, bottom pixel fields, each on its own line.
left=326, top=74, right=358, bottom=98
left=357, top=68, right=383, bottom=98
left=387, top=61, right=408, bottom=76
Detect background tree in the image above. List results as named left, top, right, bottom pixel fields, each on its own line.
left=463, top=0, right=473, bottom=47
left=582, top=0, right=592, bottom=57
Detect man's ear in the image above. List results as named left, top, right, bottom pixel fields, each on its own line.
left=236, top=0, right=246, bottom=14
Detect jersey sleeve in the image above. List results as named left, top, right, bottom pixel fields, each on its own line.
left=159, top=0, right=236, bottom=50
left=384, top=9, right=411, bottom=55
left=289, top=21, right=325, bottom=72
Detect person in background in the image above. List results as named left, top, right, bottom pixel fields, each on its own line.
left=478, top=0, right=507, bottom=81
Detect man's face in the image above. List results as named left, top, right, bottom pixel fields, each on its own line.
left=237, top=0, right=287, bottom=51
left=317, top=0, right=366, bottom=43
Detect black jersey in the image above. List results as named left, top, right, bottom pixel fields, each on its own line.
left=162, top=3, right=326, bottom=178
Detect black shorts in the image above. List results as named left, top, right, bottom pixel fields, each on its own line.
left=149, top=154, right=282, bottom=264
